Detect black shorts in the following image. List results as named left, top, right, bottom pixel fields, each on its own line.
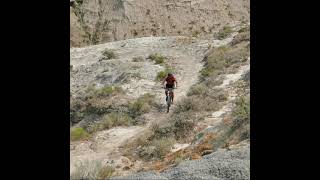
left=166, top=84, right=174, bottom=89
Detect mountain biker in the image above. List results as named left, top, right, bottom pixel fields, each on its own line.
left=162, top=73, right=178, bottom=103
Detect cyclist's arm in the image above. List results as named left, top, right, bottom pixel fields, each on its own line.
left=175, top=81, right=178, bottom=88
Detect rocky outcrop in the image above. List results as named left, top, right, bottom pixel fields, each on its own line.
left=112, top=140, right=249, bottom=180
left=70, top=0, right=250, bottom=47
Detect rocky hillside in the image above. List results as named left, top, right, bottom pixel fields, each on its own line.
left=70, top=0, right=249, bottom=47
left=112, top=140, right=249, bottom=180
left=70, top=21, right=250, bottom=179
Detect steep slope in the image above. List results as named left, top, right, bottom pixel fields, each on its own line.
left=70, top=22, right=249, bottom=178
left=70, top=0, right=249, bottom=47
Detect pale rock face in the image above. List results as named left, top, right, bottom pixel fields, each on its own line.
left=70, top=0, right=250, bottom=47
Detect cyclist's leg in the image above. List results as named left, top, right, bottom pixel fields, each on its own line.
left=165, top=88, right=169, bottom=101
left=169, top=90, right=174, bottom=103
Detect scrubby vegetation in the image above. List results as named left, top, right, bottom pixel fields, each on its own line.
left=146, top=53, right=176, bottom=81
left=129, top=93, right=156, bottom=118
left=228, top=94, right=250, bottom=141
left=192, top=30, right=200, bottom=37
left=92, top=85, right=124, bottom=98
left=99, top=49, right=117, bottom=61
left=156, top=64, right=175, bottom=81
left=80, top=85, right=126, bottom=116
left=215, top=26, right=233, bottom=40
left=231, top=27, right=250, bottom=46
left=187, top=84, right=207, bottom=96
left=138, top=137, right=176, bottom=160
left=201, top=41, right=249, bottom=80
left=148, top=53, right=166, bottom=64
left=89, top=112, right=134, bottom=133
left=71, top=127, right=90, bottom=141
left=71, top=85, right=157, bottom=137
left=71, top=160, right=115, bottom=180
left=132, top=56, right=144, bottom=62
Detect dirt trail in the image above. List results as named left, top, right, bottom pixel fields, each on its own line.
left=70, top=126, right=144, bottom=173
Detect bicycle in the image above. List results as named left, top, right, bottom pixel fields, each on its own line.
left=164, top=87, right=175, bottom=113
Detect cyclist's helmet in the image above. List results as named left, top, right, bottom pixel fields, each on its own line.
left=168, top=73, right=173, bottom=76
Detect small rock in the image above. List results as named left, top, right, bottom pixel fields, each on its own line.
left=202, top=150, right=213, bottom=156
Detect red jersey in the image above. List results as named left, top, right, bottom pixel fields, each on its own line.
left=165, top=75, right=176, bottom=85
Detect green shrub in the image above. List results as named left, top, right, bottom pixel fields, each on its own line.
left=150, top=112, right=196, bottom=140
left=187, top=84, right=208, bottom=96
left=70, top=160, right=114, bottom=180
left=175, top=90, right=227, bottom=115
left=129, top=93, right=155, bottom=118
left=232, top=95, right=250, bottom=125
left=201, top=44, right=248, bottom=80
left=151, top=124, right=174, bottom=139
left=200, top=47, right=227, bottom=78
left=97, top=165, right=115, bottom=179
left=173, top=117, right=195, bottom=139
left=217, top=95, right=250, bottom=146
left=200, top=68, right=213, bottom=78
left=132, top=56, right=144, bottom=62
left=75, top=0, right=84, bottom=5
left=95, top=112, right=133, bottom=131
left=100, top=49, right=117, bottom=60
left=239, top=26, right=250, bottom=33
left=152, top=138, right=175, bottom=158
left=155, top=65, right=175, bottom=81
left=84, top=104, right=110, bottom=116
left=70, top=127, right=90, bottom=141
left=148, top=53, right=166, bottom=64
left=85, top=85, right=123, bottom=98
left=139, top=137, right=175, bottom=160
left=156, top=71, right=167, bottom=81
left=94, top=85, right=123, bottom=97
left=192, top=30, right=200, bottom=37
left=216, top=26, right=233, bottom=40
left=174, top=97, right=201, bottom=113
